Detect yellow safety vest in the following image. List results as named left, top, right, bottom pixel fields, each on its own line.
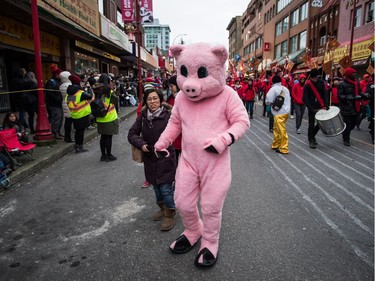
left=66, top=90, right=92, bottom=119
left=96, top=92, right=118, bottom=123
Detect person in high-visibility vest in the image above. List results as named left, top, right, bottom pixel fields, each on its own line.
left=95, top=74, right=119, bottom=162
left=66, top=75, right=93, bottom=153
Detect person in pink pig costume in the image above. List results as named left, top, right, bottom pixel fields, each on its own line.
left=154, top=42, right=250, bottom=268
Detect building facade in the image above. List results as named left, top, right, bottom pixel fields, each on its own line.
left=227, top=16, right=243, bottom=61
left=143, top=19, right=171, bottom=52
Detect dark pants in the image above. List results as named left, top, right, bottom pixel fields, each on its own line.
left=100, top=134, right=113, bottom=156
left=294, top=104, right=306, bottom=130
left=28, top=111, right=37, bottom=133
left=64, top=117, right=73, bottom=140
left=75, top=128, right=85, bottom=146
left=48, top=106, right=63, bottom=134
left=356, top=105, right=367, bottom=128
left=246, top=101, right=254, bottom=117
left=308, top=109, right=320, bottom=141
left=342, top=114, right=359, bottom=142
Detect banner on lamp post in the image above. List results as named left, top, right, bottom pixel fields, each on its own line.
left=140, top=0, right=153, bottom=23
left=122, top=0, right=134, bottom=23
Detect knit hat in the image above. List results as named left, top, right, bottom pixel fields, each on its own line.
left=69, top=74, right=81, bottom=85
left=333, top=76, right=341, bottom=81
left=272, top=75, right=282, bottom=84
left=299, top=74, right=307, bottom=80
left=51, top=64, right=61, bottom=75
left=310, top=68, right=321, bottom=78
left=344, top=67, right=356, bottom=78
left=363, top=74, right=370, bottom=79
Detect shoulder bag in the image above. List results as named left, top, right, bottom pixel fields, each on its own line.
left=131, top=117, right=144, bottom=163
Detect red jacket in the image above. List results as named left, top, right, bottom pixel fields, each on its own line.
left=292, top=82, right=305, bottom=105
left=331, top=87, right=339, bottom=105
left=242, top=84, right=257, bottom=101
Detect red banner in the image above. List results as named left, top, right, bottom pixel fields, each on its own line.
left=140, top=0, right=153, bottom=23
left=122, top=0, right=134, bottom=23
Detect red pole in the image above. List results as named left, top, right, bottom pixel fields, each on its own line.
left=135, top=1, right=143, bottom=103
left=31, top=0, right=54, bottom=142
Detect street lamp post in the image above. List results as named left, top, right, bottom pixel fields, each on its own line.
left=172, top=33, right=187, bottom=45
left=169, top=34, right=187, bottom=73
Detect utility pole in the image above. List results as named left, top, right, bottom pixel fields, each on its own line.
left=135, top=0, right=143, bottom=103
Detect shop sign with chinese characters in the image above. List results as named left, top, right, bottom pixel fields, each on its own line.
left=0, top=16, right=60, bottom=56
left=39, top=0, right=100, bottom=36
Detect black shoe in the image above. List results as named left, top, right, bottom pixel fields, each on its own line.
left=64, top=138, right=74, bottom=143
left=54, top=133, right=63, bottom=140
left=343, top=141, right=350, bottom=146
left=100, top=155, right=107, bottom=161
left=312, top=138, right=318, bottom=145
left=194, top=248, right=217, bottom=268
left=106, top=155, right=117, bottom=162
left=170, top=234, right=199, bottom=254
left=75, top=145, right=88, bottom=153
left=309, top=142, right=316, bottom=149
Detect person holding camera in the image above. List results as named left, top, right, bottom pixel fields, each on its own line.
left=338, top=68, right=370, bottom=146
left=127, top=88, right=176, bottom=231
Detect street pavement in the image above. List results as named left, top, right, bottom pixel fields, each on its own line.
left=0, top=100, right=373, bottom=280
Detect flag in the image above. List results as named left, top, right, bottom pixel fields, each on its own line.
left=323, top=60, right=333, bottom=74
left=328, top=39, right=340, bottom=51
left=140, top=0, right=154, bottom=23
left=122, top=0, right=134, bottom=23
left=286, top=61, right=294, bottom=71
left=339, top=55, right=352, bottom=69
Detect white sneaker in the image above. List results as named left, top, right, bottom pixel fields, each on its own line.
left=297, top=128, right=301, bottom=134
left=290, top=115, right=295, bottom=119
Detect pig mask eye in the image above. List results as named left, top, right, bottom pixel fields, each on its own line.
left=180, top=65, right=188, bottom=77
left=197, top=67, right=208, bottom=78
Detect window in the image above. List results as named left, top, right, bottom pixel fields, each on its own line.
left=281, top=41, right=288, bottom=56
left=290, top=35, right=298, bottom=52
left=283, top=16, right=289, bottom=32
left=277, top=0, right=292, bottom=13
left=256, top=37, right=262, bottom=49
left=276, top=21, right=283, bottom=36
left=300, top=2, right=308, bottom=21
left=299, top=30, right=307, bottom=49
left=117, top=10, right=124, bottom=28
left=353, top=7, right=362, bottom=27
left=275, top=44, right=281, bottom=58
left=291, top=9, right=299, bottom=27
left=320, top=35, right=326, bottom=47
left=365, top=1, right=374, bottom=23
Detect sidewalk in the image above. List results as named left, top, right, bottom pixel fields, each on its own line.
left=5, top=106, right=137, bottom=187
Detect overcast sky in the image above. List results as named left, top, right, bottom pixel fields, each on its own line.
left=152, top=0, right=249, bottom=48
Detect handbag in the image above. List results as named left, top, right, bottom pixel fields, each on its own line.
left=131, top=117, right=144, bottom=163
left=271, top=90, right=285, bottom=111
left=131, top=145, right=143, bottom=163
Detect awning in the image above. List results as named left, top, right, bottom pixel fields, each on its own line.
left=278, top=49, right=306, bottom=66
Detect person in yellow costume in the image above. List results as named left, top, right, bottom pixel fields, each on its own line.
left=95, top=74, right=119, bottom=162
left=265, top=75, right=291, bottom=154
left=66, top=75, right=93, bottom=153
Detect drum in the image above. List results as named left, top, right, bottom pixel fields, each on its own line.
left=315, top=106, right=346, bottom=137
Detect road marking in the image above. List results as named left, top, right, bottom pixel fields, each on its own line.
left=243, top=134, right=374, bottom=267
left=61, top=198, right=145, bottom=242
left=0, top=199, right=17, bottom=218
left=253, top=120, right=374, bottom=192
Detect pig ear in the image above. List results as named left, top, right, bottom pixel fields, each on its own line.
left=170, top=45, right=185, bottom=59
left=211, top=45, right=228, bottom=65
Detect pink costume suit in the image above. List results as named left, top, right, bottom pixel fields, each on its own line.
left=155, top=43, right=250, bottom=267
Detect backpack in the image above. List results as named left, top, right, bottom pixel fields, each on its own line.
left=90, top=98, right=110, bottom=118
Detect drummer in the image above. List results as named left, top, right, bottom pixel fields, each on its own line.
left=303, top=68, right=330, bottom=149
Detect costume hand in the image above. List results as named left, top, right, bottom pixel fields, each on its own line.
left=154, top=139, right=169, bottom=151
left=203, top=132, right=233, bottom=155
